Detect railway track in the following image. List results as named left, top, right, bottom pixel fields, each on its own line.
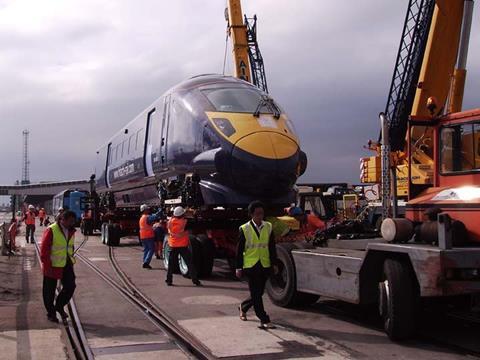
left=76, top=237, right=214, bottom=360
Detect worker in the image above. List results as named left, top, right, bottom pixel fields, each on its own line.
left=8, top=217, right=18, bottom=254
left=55, top=207, right=64, bottom=223
left=40, top=210, right=77, bottom=323
left=166, top=206, right=201, bottom=286
left=39, top=208, right=46, bottom=226
left=139, top=204, right=163, bottom=269
left=236, top=200, right=277, bottom=329
left=287, top=206, right=326, bottom=233
left=23, top=205, right=36, bottom=244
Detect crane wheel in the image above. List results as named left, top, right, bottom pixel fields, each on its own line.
left=380, top=259, right=418, bottom=340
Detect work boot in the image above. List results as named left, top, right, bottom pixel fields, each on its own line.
left=193, top=280, right=202, bottom=287
left=142, top=263, right=152, bottom=269
left=55, top=306, right=69, bottom=320
left=165, top=280, right=173, bottom=286
left=155, top=254, right=161, bottom=260
left=47, top=313, right=59, bottom=323
left=258, top=322, right=276, bottom=330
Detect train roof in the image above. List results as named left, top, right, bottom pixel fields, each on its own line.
left=97, top=74, right=261, bottom=149
left=170, top=74, right=258, bottom=93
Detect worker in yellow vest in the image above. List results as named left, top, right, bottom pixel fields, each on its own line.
left=236, top=201, right=278, bottom=329
left=166, top=206, right=201, bottom=286
left=40, top=210, right=77, bottom=323
left=139, top=204, right=163, bottom=269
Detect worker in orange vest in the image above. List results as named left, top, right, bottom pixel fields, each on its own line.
left=166, top=206, right=201, bottom=286
left=39, top=208, right=46, bottom=226
left=23, top=205, right=36, bottom=243
left=139, top=204, right=163, bottom=269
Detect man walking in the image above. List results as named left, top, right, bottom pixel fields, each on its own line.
left=236, top=201, right=277, bottom=329
left=24, top=205, right=36, bottom=243
left=139, top=204, right=163, bottom=269
left=40, top=210, right=77, bottom=323
left=166, top=206, right=201, bottom=286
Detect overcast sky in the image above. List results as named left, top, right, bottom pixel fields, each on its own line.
left=0, top=0, right=479, bottom=186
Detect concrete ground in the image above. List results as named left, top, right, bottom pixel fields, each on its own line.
left=2, top=216, right=478, bottom=360
left=0, top=218, right=68, bottom=360
left=76, top=235, right=480, bottom=360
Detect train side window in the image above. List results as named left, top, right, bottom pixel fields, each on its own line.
left=114, top=145, right=119, bottom=163
left=440, top=124, right=475, bottom=173
left=136, top=128, right=144, bottom=151
left=121, top=140, right=126, bottom=158
left=128, top=134, right=134, bottom=154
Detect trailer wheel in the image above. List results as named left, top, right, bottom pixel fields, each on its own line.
left=380, top=259, right=417, bottom=340
left=197, top=235, right=215, bottom=278
left=266, top=243, right=319, bottom=308
left=111, top=224, right=121, bottom=246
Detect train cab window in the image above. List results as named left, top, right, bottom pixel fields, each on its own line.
left=201, top=87, right=274, bottom=113
left=440, top=123, right=477, bottom=173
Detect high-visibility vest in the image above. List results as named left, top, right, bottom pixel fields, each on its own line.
left=139, top=214, right=155, bottom=240
left=25, top=211, right=35, bottom=225
left=240, top=221, right=272, bottom=269
left=49, top=223, right=75, bottom=267
left=167, top=217, right=189, bottom=247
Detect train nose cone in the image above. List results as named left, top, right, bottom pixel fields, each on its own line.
left=230, top=132, right=299, bottom=196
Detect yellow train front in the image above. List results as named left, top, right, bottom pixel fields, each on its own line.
left=95, top=74, right=307, bottom=209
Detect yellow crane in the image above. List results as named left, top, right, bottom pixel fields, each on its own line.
left=361, top=0, right=474, bottom=201
left=225, top=0, right=269, bottom=93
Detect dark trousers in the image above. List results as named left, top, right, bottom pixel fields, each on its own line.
left=25, top=224, right=35, bottom=243
left=166, top=246, right=198, bottom=283
left=241, top=262, right=270, bottom=323
left=39, top=218, right=44, bottom=226
left=42, top=263, right=76, bottom=316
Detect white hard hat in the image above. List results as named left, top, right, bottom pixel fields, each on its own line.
left=28, top=205, right=34, bottom=209
left=58, top=207, right=64, bottom=212
left=140, top=204, right=149, bottom=212
left=173, top=206, right=185, bottom=217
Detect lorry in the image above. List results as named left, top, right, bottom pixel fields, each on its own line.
left=265, top=0, right=480, bottom=341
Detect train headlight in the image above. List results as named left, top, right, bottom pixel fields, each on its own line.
left=212, top=118, right=236, bottom=137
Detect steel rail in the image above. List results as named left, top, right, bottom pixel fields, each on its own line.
left=76, top=244, right=214, bottom=360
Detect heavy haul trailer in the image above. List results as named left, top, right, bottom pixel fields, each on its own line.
left=266, top=0, right=480, bottom=341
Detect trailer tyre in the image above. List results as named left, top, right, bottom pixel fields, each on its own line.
left=266, top=243, right=319, bottom=308
left=111, top=224, right=121, bottom=246
left=381, top=259, right=417, bottom=341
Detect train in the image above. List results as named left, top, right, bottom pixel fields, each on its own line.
left=52, top=189, right=88, bottom=224
left=94, top=74, right=306, bottom=209
left=90, top=74, right=307, bottom=275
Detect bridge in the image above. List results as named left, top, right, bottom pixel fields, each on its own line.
left=0, top=180, right=90, bottom=196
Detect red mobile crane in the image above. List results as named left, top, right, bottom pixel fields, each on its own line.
left=266, top=0, right=480, bottom=341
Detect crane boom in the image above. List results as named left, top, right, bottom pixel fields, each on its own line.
left=226, top=0, right=252, bottom=83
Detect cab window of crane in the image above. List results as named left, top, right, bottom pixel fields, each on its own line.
left=440, top=123, right=479, bottom=173
left=201, top=87, right=275, bottom=114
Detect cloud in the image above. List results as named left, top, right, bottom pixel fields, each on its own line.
left=0, top=0, right=478, bottom=189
